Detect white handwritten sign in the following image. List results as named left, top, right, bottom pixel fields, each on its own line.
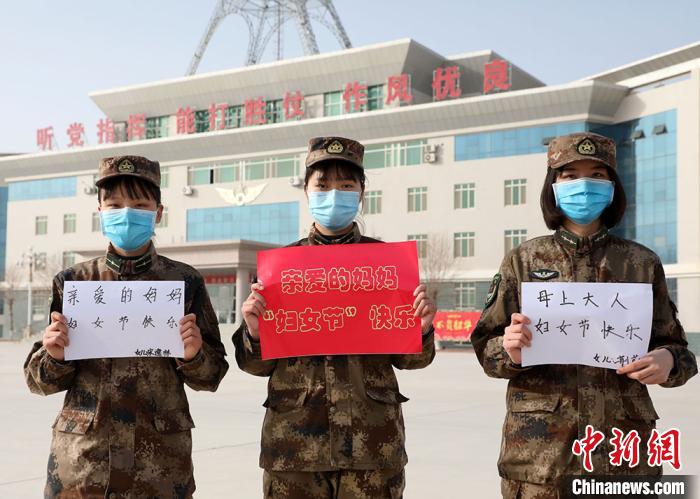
left=62, top=281, right=185, bottom=361
left=521, top=282, right=653, bottom=369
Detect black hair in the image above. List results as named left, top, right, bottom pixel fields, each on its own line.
left=98, top=176, right=161, bottom=205
left=540, top=164, right=626, bottom=230
left=303, top=160, right=366, bottom=193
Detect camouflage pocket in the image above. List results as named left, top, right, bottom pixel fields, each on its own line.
left=153, top=409, right=196, bottom=433
left=619, top=396, right=659, bottom=422
left=263, top=387, right=309, bottom=413
left=508, top=392, right=561, bottom=413
left=52, top=407, right=95, bottom=434
left=365, top=387, right=409, bottom=405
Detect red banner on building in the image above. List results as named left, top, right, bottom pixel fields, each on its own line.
left=256, top=242, right=421, bottom=360
left=434, top=311, right=480, bottom=341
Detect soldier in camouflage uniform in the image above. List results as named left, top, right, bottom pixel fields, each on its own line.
left=24, top=155, right=229, bottom=498
left=470, top=132, right=697, bottom=498
left=232, top=137, right=437, bottom=499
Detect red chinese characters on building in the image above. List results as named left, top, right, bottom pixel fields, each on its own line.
left=572, top=424, right=605, bottom=473
left=36, top=127, right=54, bottom=151
left=208, top=103, right=228, bottom=131
left=176, top=107, right=195, bottom=134
left=245, top=97, right=266, bottom=126
left=386, top=74, right=413, bottom=105
left=127, top=113, right=146, bottom=141
left=66, top=122, right=85, bottom=147
left=647, top=428, right=682, bottom=470
left=432, top=66, right=461, bottom=101
left=483, top=59, right=511, bottom=94
left=608, top=428, right=641, bottom=467
left=97, top=118, right=115, bottom=144
left=283, top=91, right=304, bottom=120
left=343, top=81, right=368, bottom=112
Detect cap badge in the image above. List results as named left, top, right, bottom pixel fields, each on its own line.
left=327, top=140, right=344, bottom=154
left=577, top=138, right=597, bottom=156
left=118, top=159, right=135, bottom=173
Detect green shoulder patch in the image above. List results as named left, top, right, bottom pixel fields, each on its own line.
left=484, top=273, right=502, bottom=309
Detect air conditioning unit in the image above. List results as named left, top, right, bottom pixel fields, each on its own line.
left=289, top=176, right=303, bottom=187
left=83, top=185, right=97, bottom=195
left=423, top=152, right=437, bottom=163
left=182, top=186, right=194, bottom=196
left=425, top=144, right=438, bottom=154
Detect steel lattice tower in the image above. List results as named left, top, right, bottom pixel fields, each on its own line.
left=186, top=0, right=352, bottom=75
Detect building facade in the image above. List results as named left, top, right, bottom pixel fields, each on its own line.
left=1, top=39, right=698, bottom=338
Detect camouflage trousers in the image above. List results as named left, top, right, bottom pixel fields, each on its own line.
left=501, top=479, right=560, bottom=499
left=263, top=468, right=405, bottom=499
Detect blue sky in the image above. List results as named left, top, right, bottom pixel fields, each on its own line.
left=1, top=0, right=699, bottom=152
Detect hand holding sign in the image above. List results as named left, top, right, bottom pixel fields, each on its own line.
left=42, top=312, right=70, bottom=361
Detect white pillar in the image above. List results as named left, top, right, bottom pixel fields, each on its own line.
left=234, top=267, right=250, bottom=328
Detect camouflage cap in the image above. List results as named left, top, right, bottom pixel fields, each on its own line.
left=95, top=155, right=161, bottom=188
left=547, top=132, right=616, bottom=170
left=305, top=136, right=364, bottom=170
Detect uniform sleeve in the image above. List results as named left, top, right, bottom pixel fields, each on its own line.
left=470, top=251, right=533, bottom=379
left=176, top=276, right=229, bottom=391
left=231, top=321, right=278, bottom=377
left=391, top=326, right=436, bottom=370
left=648, top=259, right=697, bottom=388
left=24, top=272, right=77, bottom=396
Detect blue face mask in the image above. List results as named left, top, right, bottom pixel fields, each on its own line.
left=308, top=190, right=360, bottom=231
left=100, top=207, right=157, bottom=251
left=552, top=178, right=614, bottom=225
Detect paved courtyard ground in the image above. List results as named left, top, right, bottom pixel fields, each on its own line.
left=1, top=340, right=697, bottom=498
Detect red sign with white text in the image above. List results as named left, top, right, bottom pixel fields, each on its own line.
left=433, top=311, right=480, bottom=341
left=257, top=242, right=421, bottom=360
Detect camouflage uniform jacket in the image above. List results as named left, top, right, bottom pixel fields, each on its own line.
left=24, top=243, right=229, bottom=498
left=232, top=224, right=436, bottom=472
left=471, top=227, right=697, bottom=485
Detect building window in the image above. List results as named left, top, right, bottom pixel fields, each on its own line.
left=145, top=116, right=169, bottom=139
left=160, top=168, right=169, bottom=188
left=364, top=140, right=426, bottom=169
left=454, top=183, right=475, bottom=209
left=207, top=283, right=236, bottom=324
left=63, top=214, right=76, bottom=234
left=195, top=110, right=209, bottom=133
left=188, top=165, right=212, bottom=185
left=505, top=229, right=527, bottom=253
left=367, top=84, right=384, bottom=111
left=91, top=212, right=101, bottom=232
left=454, top=232, right=475, bottom=257
left=244, top=156, right=299, bottom=180
left=505, top=179, right=527, bottom=206
left=213, top=164, right=239, bottom=183
left=156, top=207, right=169, bottom=229
left=35, top=216, right=48, bottom=235
left=455, top=282, right=476, bottom=310
left=408, top=234, right=428, bottom=258
left=407, top=187, right=428, bottom=212
left=187, top=201, right=300, bottom=246
left=62, top=251, right=77, bottom=268
left=225, top=105, right=243, bottom=129
left=323, top=91, right=343, bottom=117
left=454, top=122, right=587, bottom=161
left=363, top=190, right=382, bottom=215
left=265, top=99, right=284, bottom=124
left=9, top=177, right=77, bottom=202
left=666, top=277, right=678, bottom=304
